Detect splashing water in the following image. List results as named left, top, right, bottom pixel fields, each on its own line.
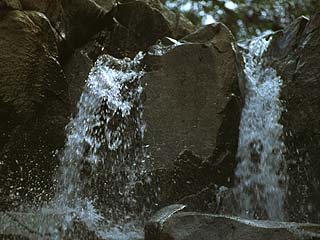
left=234, top=35, right=288, bottom=220
left=52, top=52, right=146, bottom=233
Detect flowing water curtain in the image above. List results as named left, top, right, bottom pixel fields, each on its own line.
left=234, top=35, right=288, bottom=221
left=54, top=52, right=146, bottom=223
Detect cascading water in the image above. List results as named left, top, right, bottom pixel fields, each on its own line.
left=234, top=35, right=288, bottom=221
left=50, top=52, right=146, bottom=238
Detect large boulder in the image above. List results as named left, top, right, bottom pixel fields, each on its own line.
left=62, top=23, right=242, bottom=216
left=141, top=23, right=242, bottom=170
left=64, top=0, right=196, bottom=111
left=136, top=23, right=242, bottom=212
left=117, top=0, right=195, bottom=40
left=0, top=10, right=69, bottom=208
left=18, top=0, right=195, bottom=61
left=267, top=13, right=320, bottom=223
left=19, top=0, right=115, bottom=58
left=145, top=206, right=320, bottom=240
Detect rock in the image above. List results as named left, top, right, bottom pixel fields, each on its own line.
left=182, top=22, right=235, bottom=45
left=133, top=24, right=243, bottom=214
left=141, top=23, right=242, bottom=170
left=90, top=0, right=194, bottom=59
left=60, top=15, right=240, bottom=220
left=0, top=211, right=103, bottom=240
left=138, top=0, right=196, bottom=39
left=18, top=0, right=193, bottom=60
left=0, top=10, right=69, bottom=208
left=63, top=0, right=196, bottom=110
left=63, top=46, right=93, bottom=112
left=0, top=0, right=22, bottom=10
left=145, top=204, right=186, bottom=240
left=145, top=208, right=320, bottom=240
left=19, top=0, right=115, bottom=57
left=61, top=0, right=114, bottom=50
left=267, top=13, right=320, bottom=223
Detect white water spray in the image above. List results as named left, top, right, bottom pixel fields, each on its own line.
left=51, top=52, right=146, bottom=235
left=234, top=35, right=288, bottom=220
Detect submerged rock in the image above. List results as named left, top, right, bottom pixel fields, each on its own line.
left=0, top=10, right=69, bottom=208
left=267, top=13, right=320, bottom=223
left=145, top=206, right=320, bottom=240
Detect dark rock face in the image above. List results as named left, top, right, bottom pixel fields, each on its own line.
left=0, top=0, right=198, bottom=210
left=0, top=212, right=104, bottom=240
left=64, top=0, right=196, bottom=110
left=0, top=0, right=22, bottom=10
left=145, top=207, right=320, bottom=240
left=137, top=23, right=242, bottom=213
left=19, top=0, right=114, bottom=54
left=142, top=23, right=242, bottom=170
left=0, top=10, right=69, bottom=208
left=267, top=14, right=320, bottom=223
left=62, top=23, right=243, bottom=216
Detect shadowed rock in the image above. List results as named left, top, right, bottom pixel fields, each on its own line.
left=0, top=0, right=22, bottom=10
left=0, top=211, right=104, bottom=240
left=267, top=13, right=320, bottom=223
left=145, top=206, right=320, bottom=240
left=142, top=23, right=242, bottom=170
left=0, top=10, right=69, bottom=208
left=64, top=0, right=196, bottom=111
left=19, top=0, right=115, bottom=58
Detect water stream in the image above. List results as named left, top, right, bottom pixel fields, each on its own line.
left=1, top=33, right=297, bottom=239
left=50, top=52, right=146, bottom=238
left=234, top=35, right=288, bottom=221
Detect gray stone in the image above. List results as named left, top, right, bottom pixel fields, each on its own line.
left=145, top=204, right=186, bottom=240
left=0, top=10, right=69, bottom=208
left=0, top=211, right=103, bottom=240
left=20, top=0, right=115, bottom=53
left=142, top=23, right=242, bottom=169
left=266, top=13, right=320, bottom=223
left=63, top=0, right=196, bottom=110
left=145, top=209, right=320, bottom=240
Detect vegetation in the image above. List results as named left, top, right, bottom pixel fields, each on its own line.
left=164, top=0, right=320, bottom=39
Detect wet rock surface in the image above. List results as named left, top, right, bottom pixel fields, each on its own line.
left=145, top=206, right=320, bottom=240
left=0, top=211, right=104, bottom=240
left=0, top=10, right=69, bottom=208
left=1, top=0, right=320, bottom=238
left=63, top=0, right=196, bottom=112
left=138, top=24, right=242, bottom=212
left=267, top=13, right=320, bottom=223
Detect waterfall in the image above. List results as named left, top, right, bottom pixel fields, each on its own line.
left=234, top=35, right=288, bottom=220
left=52, top=52, right=146, bottom=232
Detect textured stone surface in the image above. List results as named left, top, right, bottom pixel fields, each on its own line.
left=20, top=0, right=115, bottom=56
left=0, top=212, right=103, bottom=240
left=0, top=0, right=22, bottom=10
left=267, top=13, right=320, bottom=223
left=142, top=23, right=242, bottom=169
left=138, top=0, right=196, bottom=39
left=95, top=0, right=194, bottom=59
left=0, top=10, right=69, bottom=208
left=63, top=0, right=196, bottom=111
left=145, top=208, right=320, bottom=240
